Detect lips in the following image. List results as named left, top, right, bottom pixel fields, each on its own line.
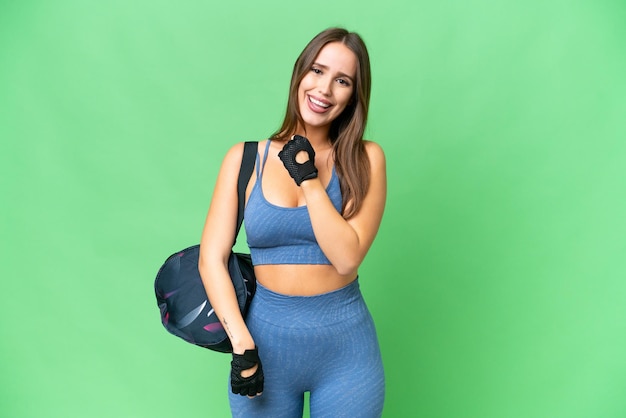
left=307, top=95, right=332, bottom=113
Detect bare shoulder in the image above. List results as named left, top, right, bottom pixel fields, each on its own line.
left=223, top=142, right=246, bottom=166
left=363, top=140, right=386, bottom=170
left=220, top=140, right=261, bottom=174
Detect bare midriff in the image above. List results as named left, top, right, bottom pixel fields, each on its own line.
left=254, top=264, right=357, bottom=296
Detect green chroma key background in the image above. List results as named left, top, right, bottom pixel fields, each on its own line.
left=1, top=1, right=625, bottom=417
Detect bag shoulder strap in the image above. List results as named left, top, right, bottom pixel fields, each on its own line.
left=234, top=141, right=258, bottom=242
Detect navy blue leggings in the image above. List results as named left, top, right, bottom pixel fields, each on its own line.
left=228, top=279, right=385, bottom=418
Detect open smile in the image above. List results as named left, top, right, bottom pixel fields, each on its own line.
left=306, top=95, right=334, bottom=113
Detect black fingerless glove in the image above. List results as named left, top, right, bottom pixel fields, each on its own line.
left=231, top=347, right=264, bottom=396
left=278, top=135, right=318, bottom=186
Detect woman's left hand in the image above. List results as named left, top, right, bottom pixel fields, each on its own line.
left=278, top=135, right=318, bottom=186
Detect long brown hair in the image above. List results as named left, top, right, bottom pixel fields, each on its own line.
left=271, top=28, right=372, bottom=219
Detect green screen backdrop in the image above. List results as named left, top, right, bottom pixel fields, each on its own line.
left=2, top=1, right=625, bottom=417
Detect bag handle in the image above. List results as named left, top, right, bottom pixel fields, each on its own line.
left=233, top=141, right=258, bottom=245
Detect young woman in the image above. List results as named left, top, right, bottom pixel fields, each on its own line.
left=199, top=27, right=386, bottom=418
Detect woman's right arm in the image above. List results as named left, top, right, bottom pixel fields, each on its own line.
left=198, top=142, right=255, bottom=354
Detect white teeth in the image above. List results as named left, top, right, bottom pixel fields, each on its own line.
left=309, top=96, right=330, bottom=108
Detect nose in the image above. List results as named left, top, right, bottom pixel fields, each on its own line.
left=317, top=75, right=332, bottom=96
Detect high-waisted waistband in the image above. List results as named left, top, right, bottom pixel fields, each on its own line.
left=251, top=278, right=366, bottom=328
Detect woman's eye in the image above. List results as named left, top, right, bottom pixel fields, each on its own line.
left=337, top=78, right=351, bottom=87
left=311, top=67, right=322, bottom=74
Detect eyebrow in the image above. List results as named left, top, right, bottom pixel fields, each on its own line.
left=313, top=62, right=355, bottom=83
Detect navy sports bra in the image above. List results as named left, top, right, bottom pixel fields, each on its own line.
left=245, top=140, right=343, bottom=265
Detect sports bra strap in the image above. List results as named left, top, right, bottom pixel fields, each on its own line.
left=255, top=139, right=272, bottom=179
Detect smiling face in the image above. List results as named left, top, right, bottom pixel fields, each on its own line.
left=297, top=41, right=358, bottom=134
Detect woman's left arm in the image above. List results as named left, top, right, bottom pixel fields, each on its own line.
left=301, top=141, right=387, bottom=275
